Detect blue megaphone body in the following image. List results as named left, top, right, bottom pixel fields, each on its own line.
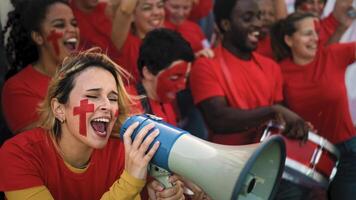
left=119, top=114, right=189, bottom=170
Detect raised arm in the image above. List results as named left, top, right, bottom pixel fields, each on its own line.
left=111, top=0, right=138, bottom=51
left=272, top=0, right=288, bottom=20
left=326, top=0, right=354, bottom=45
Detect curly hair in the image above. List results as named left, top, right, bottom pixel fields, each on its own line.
left=2, top=0, right=68, bottom=79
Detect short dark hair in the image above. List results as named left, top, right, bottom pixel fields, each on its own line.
left=213, top=0, right=238, bottom=33
left=137, top=28, right=195, bottom=77
left=270, top=12, right=316, bottom=61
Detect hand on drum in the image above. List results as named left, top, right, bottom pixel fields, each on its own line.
left=122, top=122, right=160, bottom=180
left=272, top=105, right=311, bottom=142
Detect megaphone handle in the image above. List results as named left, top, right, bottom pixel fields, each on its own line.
left=149, top=164, right=173, bottom=188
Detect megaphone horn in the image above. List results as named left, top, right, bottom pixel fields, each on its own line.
left=120, top=114, right=286, bottom=200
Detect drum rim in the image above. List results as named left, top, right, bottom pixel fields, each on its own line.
left=308, top=132, right=340, bottom=159
left=283, top=158, right=330, bottom=188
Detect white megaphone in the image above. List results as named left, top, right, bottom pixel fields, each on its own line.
left=120, top=114, right=286, bottom=200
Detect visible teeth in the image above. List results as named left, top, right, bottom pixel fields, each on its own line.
left=151, top=19, right=161, bottom=26
left=92, top=118, right=109, bottom=123
left=65, top=38, right=77, bottom=44
left=251, top=31, right=260, bottom=37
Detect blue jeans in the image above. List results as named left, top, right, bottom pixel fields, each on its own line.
left=328, top=137, right=356, bottom=200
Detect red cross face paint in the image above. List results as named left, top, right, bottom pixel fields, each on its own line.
left=73, top=99, right=95, bottom=136
left=64, top=67, right=118, bottom=149
left=47, top=30, right=63, bottom=56
left=156, top=60, right=191, bottom=103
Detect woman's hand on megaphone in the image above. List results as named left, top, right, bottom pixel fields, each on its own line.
left=147, top=175, right=185, bottom=200
left=123, top=122, right=160, bottom=180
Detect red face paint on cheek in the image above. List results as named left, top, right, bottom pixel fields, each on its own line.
left=73, top=99, right=94, bottom=136
left=47, top=30, right=63, bottom=56
left=115, top=109, right=119, bottom=118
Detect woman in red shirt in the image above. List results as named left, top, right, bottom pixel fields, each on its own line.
left=271, top=12, right=356, bottom=200
left=0, top=50, right=185, bottom=200
left=2, top=0, right=80, bottom=133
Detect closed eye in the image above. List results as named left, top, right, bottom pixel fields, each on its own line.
left=109, top=98, right=118, bottom=102
left=86, top=95, right=97, bottom=99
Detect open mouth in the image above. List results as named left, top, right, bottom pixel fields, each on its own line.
left=248, top=31, right=260, bottom=43
left=90, top=117, right=110, bottom=137
left=63, top=38, right=78, bottom=51
left=150, top=18, right=163, bottom=28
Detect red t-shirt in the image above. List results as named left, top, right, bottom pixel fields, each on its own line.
left=117, top=32, right=142, bottom=84
left=188, top=0, right=213, bottom=22
left=126, top=85, right=177, bottom=126
left=0, top=128, right=125, bottom=200
left=1, top=65, right=51, bottom=133
left=190, top=45, right=283, bottom=145
left=164, top=20, right=207, bottom=53
left=280, top=43, right=356, bottom=144
left=256, top=35, right=274, bottom=59
left=71, top=2, right=121, bottom=64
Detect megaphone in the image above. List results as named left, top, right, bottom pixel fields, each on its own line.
left=120, top=114, right=286, bottom=200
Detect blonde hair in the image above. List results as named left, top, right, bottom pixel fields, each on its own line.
left=37, top=49, right=132, bottom=140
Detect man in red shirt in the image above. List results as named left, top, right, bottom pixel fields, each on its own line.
left=190, top=0, right=309, bottom=145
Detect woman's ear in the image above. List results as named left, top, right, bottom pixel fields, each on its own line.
left=284, top=35, right=293, bottom=48
left=31, top=31, right=44, bottom=45
left=51, top=98, right=66, bottom=123
left=142, top=66, right=155, bottom=81
left=220, top=19, right=231, bottom=32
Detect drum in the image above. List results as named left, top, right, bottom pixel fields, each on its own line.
left=260, top=121, right=340, bottom=188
